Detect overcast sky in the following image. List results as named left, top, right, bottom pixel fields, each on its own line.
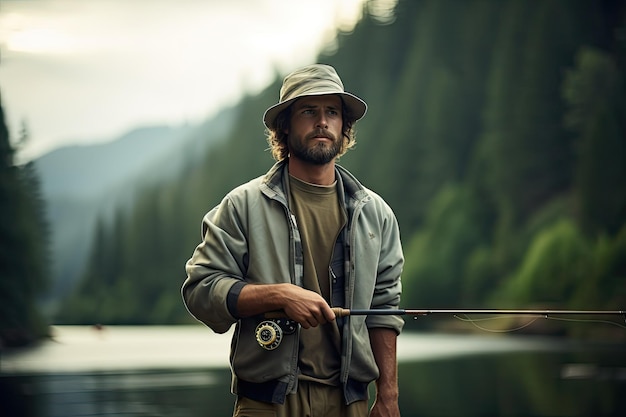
left=0, top=0, right=367, bottom=162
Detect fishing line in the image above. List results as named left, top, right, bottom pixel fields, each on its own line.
left=453, top=314, right=542, bottom=333
left=541, top=315, right=626, bottom=329
left=452, top=313, right=626, bottom=333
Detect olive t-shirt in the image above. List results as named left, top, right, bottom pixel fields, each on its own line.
left=289, top=175, right=346, bottom=386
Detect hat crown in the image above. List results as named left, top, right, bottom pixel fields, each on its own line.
left=262, top=64, right=366, bottom=129
left=279, top=64, right=345, bottom=102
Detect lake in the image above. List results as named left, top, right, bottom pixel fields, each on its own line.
left=1, top=325, right=624, bottom=416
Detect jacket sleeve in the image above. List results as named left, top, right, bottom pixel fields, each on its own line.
left=367, top=204, right=404, bottom=334
left=181, top=196, right=248, bottom=333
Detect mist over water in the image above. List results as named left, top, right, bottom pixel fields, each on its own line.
left=2, top=326, right=624, bottom=417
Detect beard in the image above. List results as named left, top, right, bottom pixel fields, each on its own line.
left=288, top=129, right=343, bottom=165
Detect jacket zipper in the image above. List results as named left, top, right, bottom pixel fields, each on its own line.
left=340, top=194, right=367, bottom=391
left=286, top=208, right=301, bottom=393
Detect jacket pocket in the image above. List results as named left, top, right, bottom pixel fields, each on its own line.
left=231, top=318, right=295, bottom=383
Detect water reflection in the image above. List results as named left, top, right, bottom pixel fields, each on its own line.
left=399, top=348, right=626, bottom=416
left=1, top=327, right=624, bottom=417
left=1, top=369, right=234, bottom=417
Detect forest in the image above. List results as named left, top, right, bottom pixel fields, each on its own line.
left=2, top=0, right=625, bottom=345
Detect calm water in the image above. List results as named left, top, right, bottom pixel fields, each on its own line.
left=1, top=326, right=624, bottom=417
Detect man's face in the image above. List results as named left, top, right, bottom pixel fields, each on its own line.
left=286, top=95, right=343, bottom=165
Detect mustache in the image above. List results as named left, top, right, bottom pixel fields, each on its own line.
left=305, top=129, right=337, bottom=141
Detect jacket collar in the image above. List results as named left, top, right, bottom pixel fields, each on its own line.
left=262, top=159, right=366, bottom=200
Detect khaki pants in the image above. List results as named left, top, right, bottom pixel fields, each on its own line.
left=233, top=381, right=368, bottom=417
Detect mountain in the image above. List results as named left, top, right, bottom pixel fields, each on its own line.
left=37, top=126, right=191, bottom=199
left=34, top=106, right=238, bottom=311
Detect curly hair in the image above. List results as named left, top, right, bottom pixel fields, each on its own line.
left=265, top=98, right=357, bottom=162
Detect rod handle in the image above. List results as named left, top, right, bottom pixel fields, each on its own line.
left=332, top=307, right=351, bottom=317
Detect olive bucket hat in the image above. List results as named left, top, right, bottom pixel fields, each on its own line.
left=263, top=64, right=367, bottom=130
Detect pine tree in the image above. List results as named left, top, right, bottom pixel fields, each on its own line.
left=0, top=93, right=50, bottom=347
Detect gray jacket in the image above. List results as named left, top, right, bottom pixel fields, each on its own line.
left=182, top=160, right=403, bottom=404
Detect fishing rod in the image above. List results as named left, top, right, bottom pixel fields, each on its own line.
left=323, top=307, right=626, bottom=319
left=265, top=307, right=626, bottom=319
left=255, top=307, right=625, bottom=350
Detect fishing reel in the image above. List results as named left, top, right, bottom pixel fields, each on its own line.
left=255, top=318, right=297, bottom=350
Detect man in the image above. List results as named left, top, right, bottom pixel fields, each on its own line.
left=182, top=64, right=404, bottom=417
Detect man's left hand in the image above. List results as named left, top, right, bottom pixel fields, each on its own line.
left=370, top=397, right=400, bottom=417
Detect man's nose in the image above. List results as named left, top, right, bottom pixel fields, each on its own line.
left=315, top=113, right=328, bottom=128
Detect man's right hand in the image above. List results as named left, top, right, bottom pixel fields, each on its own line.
left=237, top=283, right=335, bottom=328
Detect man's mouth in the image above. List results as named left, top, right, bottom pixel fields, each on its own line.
left=308, top=130, right=334, bottom=141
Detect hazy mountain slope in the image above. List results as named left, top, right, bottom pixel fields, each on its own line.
left=36, top=126, right=192, bottom=198
left=34, top=107, right=237, bottom=310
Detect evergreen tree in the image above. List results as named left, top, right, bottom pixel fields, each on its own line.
left=0, top=93, right=50, bottom=346
left=563, top=47, right=626, bottom=236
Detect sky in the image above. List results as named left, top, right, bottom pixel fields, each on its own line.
left=0, top=0, right=368, bottom=162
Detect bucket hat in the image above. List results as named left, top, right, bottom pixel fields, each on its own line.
left=263, top=64, right=367, bottom=129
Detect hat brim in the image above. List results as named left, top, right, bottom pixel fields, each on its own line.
left=263, top=91, right=367, bottom=129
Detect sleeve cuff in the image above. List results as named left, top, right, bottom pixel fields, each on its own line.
left=226, top=281, right=247, bottom=319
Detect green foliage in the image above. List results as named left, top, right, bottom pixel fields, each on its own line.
left=403, top=185, right=487, bottom=309
left=0, top=94, right=50, bottom=346
left=491, top=219, right=626, bottom=337
left=493, top=219, right=589, bottom=307
left=569, top=225, right=626, bottom=311
left=58, top=0, right=626, bottom=338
